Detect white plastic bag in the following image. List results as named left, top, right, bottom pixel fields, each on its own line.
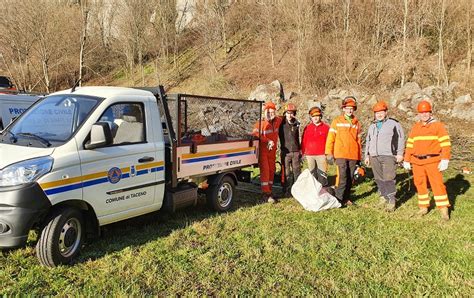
left=291, top=169, right=341, bottom=211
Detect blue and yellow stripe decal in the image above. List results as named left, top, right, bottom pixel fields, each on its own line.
left=40, top=161, right=164, bottom=196
left=181, top=147, right=256, bottom=164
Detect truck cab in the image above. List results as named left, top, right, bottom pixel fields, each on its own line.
left=0, top=86, right=261, bottom=266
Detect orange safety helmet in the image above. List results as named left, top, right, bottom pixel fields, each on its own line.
left=341, top=96, right=357, bottom=111
left=417, top=100, right=432, bottom=113
left=264, top=101, right=276, bottom=111
left=309, top=106, right=322, bottom=117
left=372, top=101, right=388, bottom=112
left=285, top=103, right=297, bottom=112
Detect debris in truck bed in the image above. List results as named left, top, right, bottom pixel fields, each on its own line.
left=165, top=94, right=262, bottom=144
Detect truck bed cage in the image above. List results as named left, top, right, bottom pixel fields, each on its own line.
left=135, top=86, right=263, bottom=188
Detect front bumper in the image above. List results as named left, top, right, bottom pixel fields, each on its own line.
left=0, top=183, right=51, bottom=248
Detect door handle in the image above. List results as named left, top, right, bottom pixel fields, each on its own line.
left=138, top=156, right=154, bottom=163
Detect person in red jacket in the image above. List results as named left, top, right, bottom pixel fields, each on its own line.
left=301, top=107, right=329, bottom=184
left=403, top=100, right=451, bottom=220
left=325, top=96, right=362, bottom=205
left=252, top=102, right=283, bottom=203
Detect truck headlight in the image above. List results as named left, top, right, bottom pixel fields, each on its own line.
left=0, top=157, right=53, bottom=187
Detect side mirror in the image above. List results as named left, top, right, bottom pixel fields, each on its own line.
left=85, top=122, right=113, bottom=149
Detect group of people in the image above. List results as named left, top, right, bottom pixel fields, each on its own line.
left=252, top=96, right=452, bottom=220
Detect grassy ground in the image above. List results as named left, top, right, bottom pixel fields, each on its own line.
left=0, top=160, right=473, bottom=295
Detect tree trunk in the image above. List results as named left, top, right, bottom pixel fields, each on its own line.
left=139, top=47, right=145, bottom=86
left=401, top=0, right=408, bottom=87
left=269, top=34, right=275, bottom=68
left=343, top=0, right=351, bottom=84
left=42, top=58, right=50, bottom=93
left=437, top=0, right=447, bottom=87
left=221, top=11, right=227, bottom=52
left=79, top=3, right=89, bottom=87
left=263, top=1, right=276, bottom=68
left=295, top=2, right=305, bottom=91
left=467, top=0, right=472, bottom=88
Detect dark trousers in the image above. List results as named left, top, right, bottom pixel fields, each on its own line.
left=282, top=151, right=301, bottom=191
left=370, top=156, right=397, bottom=203
left=335, top=159, right=357, bottom=201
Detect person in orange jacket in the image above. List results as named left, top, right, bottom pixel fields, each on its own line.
left=325, top=96, right=362, bottom=205
left=403, top=100, right=451, bottom=220
left=252, top=101, right=283, bottom=203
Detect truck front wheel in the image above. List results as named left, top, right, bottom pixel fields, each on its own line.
left=207, top=176, right=235, bottom=212
left=36, top=207, right=84, bottom=267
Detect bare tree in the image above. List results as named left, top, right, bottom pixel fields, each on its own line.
left=0, top=2, right=34, bottom=90
left=436, top=0, right=448, bottom=86
left=91, top=0, right=117, bottom=52
left=78, top=0, right=90, bottom=86
left=0, top=0, right=80, bottom=92
left=401, top=0, right=409, bottom=87
left=258, top=0, right=278, bottom=69
left=116, top=0, right=154, bottom=84
left=342, top=0, right=351, bottom=83
left=467, top=0, right=473, bottom=88
left=194, top=0, right=224, bottom=73
left=0, top=0, right=472, bottom=94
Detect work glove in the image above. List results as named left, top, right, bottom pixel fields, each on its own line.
left=403, top=161, right=411, bottom=170
left=438, top=159, right=449, bottom=171
left=267, top=140, right=274, bottom=150
left=326, top=154, right=334, bottom=165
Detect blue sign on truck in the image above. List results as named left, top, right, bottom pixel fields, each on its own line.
left=0, top=94, right=42, bottom=130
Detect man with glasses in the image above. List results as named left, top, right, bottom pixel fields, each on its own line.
left=325, top=96, right=362, bottom=206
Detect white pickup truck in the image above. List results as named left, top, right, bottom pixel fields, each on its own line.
left=0, top=86, right=262, bottom=266
left=0, top=93, right=42, bottom=130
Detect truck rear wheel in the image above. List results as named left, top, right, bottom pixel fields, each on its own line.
left=36, top=207, right=84, bottom=267
left=207, top=176, right=235, bottom=212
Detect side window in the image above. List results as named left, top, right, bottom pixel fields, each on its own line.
left=99, top=103, right=145, bottom=145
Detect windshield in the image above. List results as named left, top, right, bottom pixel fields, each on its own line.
left=1, top=94, right=101, bottom=147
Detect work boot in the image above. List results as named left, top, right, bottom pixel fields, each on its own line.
left=378, top=196, right=387, bottom=208
left=343, top=200, right=354, bottom=207
left=385, top=194, right=396, bottom=212
left=260, top=193, right=270, bottom=203
left=282, top=186, right=291, bottom=198
left=440, top=207, right=450, bottom=221
left=417, top=207, right=428, bottom=217
left=385, top=202, right=396, bottom=212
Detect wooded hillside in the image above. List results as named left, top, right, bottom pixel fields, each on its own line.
left=0, top=0, right=472, bottom=95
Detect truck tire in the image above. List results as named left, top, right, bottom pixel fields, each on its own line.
left=36, top=207, right=84, bottom=267
left=206, top=176, right=235, bottom=212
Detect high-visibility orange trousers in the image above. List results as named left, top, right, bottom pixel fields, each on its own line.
left=412, top=162, right=450, bottom=208
left=259, top=149, right=276, bottom=195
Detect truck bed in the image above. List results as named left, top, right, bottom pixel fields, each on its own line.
left=156, top=91, right=262, bottom=182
